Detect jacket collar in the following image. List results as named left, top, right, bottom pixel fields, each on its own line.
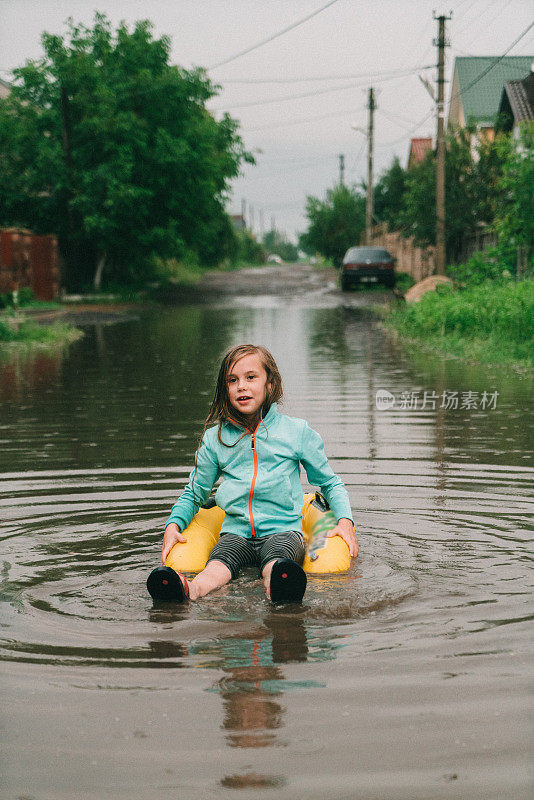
left=226, top=402, right=278, bottom=432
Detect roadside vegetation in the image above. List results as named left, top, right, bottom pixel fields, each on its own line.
left=383, top=278, right=533, bottom=367
left=0, top=316, right=82, bottom=346
left=383, top=245, right=534, bottom=368
left=362, top=122, right=533, bottom=369
left=0, top=288, right=82, bottom=346
left=0, top=287, right=61, bottom=311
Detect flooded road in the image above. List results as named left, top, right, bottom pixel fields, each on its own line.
left=1, top=267, right=533, bottom=799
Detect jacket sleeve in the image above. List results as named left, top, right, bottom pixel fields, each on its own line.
left=300, top=422, right=354, bottom=524
left=165, top=434, right=221, bottom=531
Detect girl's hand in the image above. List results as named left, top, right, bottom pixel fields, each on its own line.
left=161, top=523, right=187, bottom=564
left=326, top=518, right=358, bottom=558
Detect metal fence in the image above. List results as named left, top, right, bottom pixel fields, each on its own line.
left=0, top=228, right=60, bottom=300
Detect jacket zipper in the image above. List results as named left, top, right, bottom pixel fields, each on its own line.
left=248, top=429, right=259, bottom=537
left=227, top=415, right=261, bottom=538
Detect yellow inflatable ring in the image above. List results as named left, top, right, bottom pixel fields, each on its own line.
left=165, top=492, right=354, bottom=575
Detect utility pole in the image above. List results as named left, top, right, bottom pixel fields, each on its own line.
left=241, top=197, right=247, bottom=229
left=366, top=87, right=375, bottom=246
left=434, top=12, right=452, bottom=275
left=338, top=153, right=345, bottom=185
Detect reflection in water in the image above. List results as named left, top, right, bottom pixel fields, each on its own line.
left=215, top=613, right=308, bottom=749
left=0, top=306, right=240, bottom=472
left=147, top=640, right=188, bottom=662
left=209, top=613, right=309, bottom=788
left=220, top=772, right=286, bottom=789
left=0, top=348, right=63, bottom=401
left=220, top=664, right=284, bottom=749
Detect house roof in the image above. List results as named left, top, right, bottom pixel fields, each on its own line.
left=408, top=138, right=432, bottom=167
left=500, top=72, right=534, bottom=124
left=451, top=56, right=534, bottom=126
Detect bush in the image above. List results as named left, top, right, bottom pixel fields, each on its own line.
left=0, top=288, right=36, bottom=308
left=235, top=230, right=265, bottom=266
left=18, top=287, right=35, bottom=305
left=394, top=273, right=415, bottom=294
left=262, top=230, right=298, bottom=262
left=447, top=248, right=512, bottom=286
left=0, top=321, right=16, bottom=341
left=152, top=255, right=204, bottom=287
left=0, top=319, right=82, bottom=344
left=385, top=279, right=534, bottom=365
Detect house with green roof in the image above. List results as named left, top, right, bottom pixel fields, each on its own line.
left=448, top=56, right=534, bottom=141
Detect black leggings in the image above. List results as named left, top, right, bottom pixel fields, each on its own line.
left=206, top=531, right=305, bottom=580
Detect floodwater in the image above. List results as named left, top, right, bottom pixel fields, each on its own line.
left=1, top=274, right=533, bottom=800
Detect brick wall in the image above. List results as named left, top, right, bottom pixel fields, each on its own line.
left=364, top=224, right=436, bottom=283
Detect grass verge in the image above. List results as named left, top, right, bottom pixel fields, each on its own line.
left=0, top=317, right=83, bottom=346
left=381, top=279, right=534, bottom=368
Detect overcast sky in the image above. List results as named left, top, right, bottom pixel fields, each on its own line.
left=1, top=0, right=533, bottom=242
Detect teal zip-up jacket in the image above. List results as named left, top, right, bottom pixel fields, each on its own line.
left=166, top=403, right=353, bottom=539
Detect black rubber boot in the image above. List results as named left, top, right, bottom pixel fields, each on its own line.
left=146, top=566, right=189, bottom=603
left=270, top=559, right=307, bottom=604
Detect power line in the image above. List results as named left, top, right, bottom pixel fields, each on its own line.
left=459, top=0, right=506, bottom=46
left=212, top=80, right=358, bottom=111
left=259, top=199, right=306, bottom=210
left=377, top=107, right=421, bottom=131
left=216, top=65, right=434, bottom=84
left=237, top=69, right=432, bottom=132
left=244, top=157, right=337, bottom=180
left=377, top=18, right=534, bottom=150
left=449, top=19, right=534, bottom=101
left=213, top=69, right=431, bottom=112
left=242, top=104, right=366, bottom=133
left=377, top=107, right=435, bottom=148
left=258, top=153, right=336, bottom=164
left=451, top=0, right=482, bottom=38
left=208, top=0, right=340, bottom=70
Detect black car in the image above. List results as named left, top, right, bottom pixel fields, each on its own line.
left=341, top=246, right=396, bottom=289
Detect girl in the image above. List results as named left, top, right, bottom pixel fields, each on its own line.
left=148, top=344, right=357, bottom=605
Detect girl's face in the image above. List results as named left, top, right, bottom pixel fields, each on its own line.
left=227, top=353, right=271, bottom=419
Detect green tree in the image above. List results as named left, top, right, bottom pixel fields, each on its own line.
left=301, top=184, right=366, bottom=268
left=470, top=135, right=507, bottom=227
left=397, top=128, right=510, bottom=263
left=399, top=132, right=477, bottom=261
left=397, top=150, right=436, bottom=248
left=0, top=14, right=252, bottom=290
left=373, top=156, right=407, bottom=229
left=494, top=123, right=534, bottom=272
